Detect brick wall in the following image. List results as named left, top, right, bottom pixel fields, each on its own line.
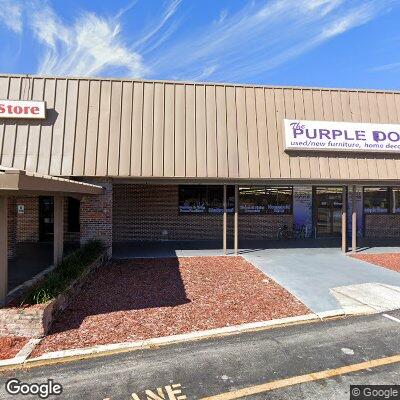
left=7, top=197, right=16, bottom=259
left=80, top=179, right=112, bottom=257
left=364, top=214, right=400, bottom=238
left=113, top=184, right=293, bottom=242
left=15, top=197, right=39, bottom=242
left=64, top=199, right=80, bottom=243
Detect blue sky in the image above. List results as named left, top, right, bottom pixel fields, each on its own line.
left=0, top=0, right=400, bottom=89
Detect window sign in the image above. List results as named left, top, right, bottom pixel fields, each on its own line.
left=363, top=187, right=389, bottom=214
left=293, top=186, right=312, bottom=236
left=179, top=185, right=293, bottom=214
left=284, top=119, right=400, bottom=154
left=239, top=187, right=266, bottom=214
left=179, top=186, right=207, bottom=213
left=266, top=187, right=293, bottom=214
left=208, top=186, right=224, bottom=213
left=179, top=185, right=235, bottom=214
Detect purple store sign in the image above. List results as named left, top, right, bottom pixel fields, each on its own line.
left=284, top=119, right=400, bottom=153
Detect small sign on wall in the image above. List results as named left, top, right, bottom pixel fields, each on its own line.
left=17, top=205, right=25, bottom=214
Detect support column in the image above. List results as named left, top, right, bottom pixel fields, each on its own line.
left=0, top=197, right=8, bottom=306
left=341, top=186, right=347, bottom=253
left=351, top=185, right=357, bottom=253
left=53, top=196, right=64, bottom=266
left=223, top=185, right=227, bottom=255
left=234, top=185, right=238, bottom=256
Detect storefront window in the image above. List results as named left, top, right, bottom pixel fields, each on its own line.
left=363, top=187, right=389, bottom=214
left=207, top=186, right=235, bottom=213
left=226, top=186, right=235, bottom=213
left=179, top=186, right=208, bottom=213
left=266, top=187, right=293, bottom=214
left=179, top=185, right=235, bottom=213
left=67, top=197, right=80, bottom=232
left=239, top=186, right=266, bottom=214
left=392, top=188, right=400, bottom=213
left=208, top=186, right=223, bottom=213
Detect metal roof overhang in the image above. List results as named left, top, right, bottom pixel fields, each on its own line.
left=0, top=168, right=103, bottom=196
left=112, top=177, right=400, bottom=186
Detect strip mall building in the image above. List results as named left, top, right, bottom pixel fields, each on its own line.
left=2, top=73, right=400, bottom=302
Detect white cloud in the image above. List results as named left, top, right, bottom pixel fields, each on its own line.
left=369, top=62, right=400, bottom=72
left=217, top=9, right=228, bottom=24
left=146, top=0, right=394, bottom=81
left=132, top=0, right=181, bottom=52
left=190, top=65, right=219, bottom=81
left=28, top=3, right=144, bottom=77
left=0, top=0, right=395, bottom=81
left=0, top=0, right=23, bottom=34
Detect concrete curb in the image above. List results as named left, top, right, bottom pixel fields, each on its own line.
left=0, top=338, right=42, bottom=367
left=0, top=313, right=327, bottom=370
left=1, top=309, right=386, bottom=371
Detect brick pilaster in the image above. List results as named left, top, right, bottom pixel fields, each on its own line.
left=80, top=179, right=113, bottom=257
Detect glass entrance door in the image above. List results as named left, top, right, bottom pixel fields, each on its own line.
left=314, top=187, right=343, bottom=237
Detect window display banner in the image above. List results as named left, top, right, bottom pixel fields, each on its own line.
left=284, top=119, right=400, bottom=153
left=293, top=186, right=312, bottom=238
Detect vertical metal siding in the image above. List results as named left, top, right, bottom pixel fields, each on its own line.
left=293, top=89, right=311, bottom=179
left=107, top=80, right=123, bottom=176
left=264, top=88, right=280, bottom=179
left=163, top=83, right=175, bottom=177
left=195, top=85, right=207, bottom=177
left=236, top=86, right=250, bottom=179
left=174, top=84, right=185, bottom=177
left=284, top=88, right=300, bottom=179
left=245, top=87, right=260, bottom=179
left=49, top=79, right=67, bottom=175
left=1, top=74, right=400, bottom=181
left=215, top=85, right=228, bottom=177
left=184, top=84, right=196, bottom=177
left=274, top=88, right=290, bottom=178
left=225, top=86, right=239, bottom=178
left=37, top=78, right=56, bottom=174
left=141, top=82, right=154, bottom=177
left=205, top=85, right=218, bottom=178
left=84, top=80, right=101, bottom=176
left=390, top=93, right=400, bottom=177
left=254, top=87, right=270, bottom=178
left=130, top=81, right=144, bottom=177
left=13, top=77, right=31, bottom=170
left=2, top=77, right=21, bottom=167
left=152, top=82, right=164, bottom=177
left=73, top=80, right=90, bottom=176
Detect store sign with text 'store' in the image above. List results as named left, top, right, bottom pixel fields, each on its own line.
left=284, top=119, right=400, bottom=154
left=0, top=100, right=46, bottom=119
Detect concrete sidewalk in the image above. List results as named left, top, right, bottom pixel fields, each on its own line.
left=113, top=240, right=400, bottom=314
left=243, top=247, right=400, bottom=313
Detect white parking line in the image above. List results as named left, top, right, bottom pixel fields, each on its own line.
left=383, top=313, right=400, bottom=323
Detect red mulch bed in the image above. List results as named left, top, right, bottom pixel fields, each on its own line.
left=0, top=337, right=28, bottom=360
left=351, top=253, right=400, bottom=273
left=32, top=256, right=309, bottom=356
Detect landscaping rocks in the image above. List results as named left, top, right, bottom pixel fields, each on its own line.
left=32, top=256, right=309, bottom=356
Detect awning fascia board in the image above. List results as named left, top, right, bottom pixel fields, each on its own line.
left=0, top=169, right=103, bottom=196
